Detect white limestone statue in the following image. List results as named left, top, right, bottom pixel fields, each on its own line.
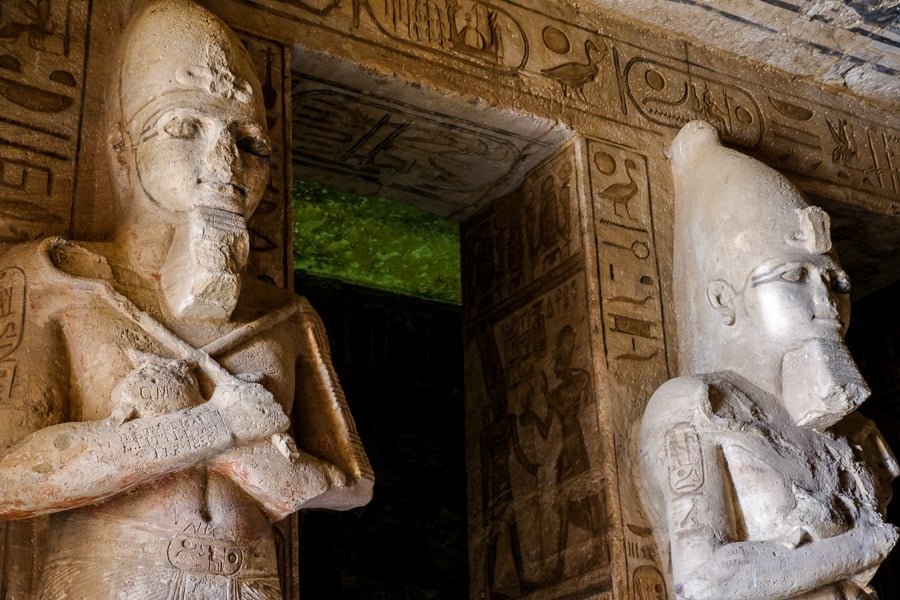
left=638, top=121, right=898, bottom=600
left=0, top=1, right=372, bottom=597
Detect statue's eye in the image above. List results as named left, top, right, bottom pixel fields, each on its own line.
left=780, top=267, right=806, bottom=282
left=831, top=275, right=851, bottom=294
left=163, top=116, right=200, bottom=139
left=236, top=135, right=271, bottom=159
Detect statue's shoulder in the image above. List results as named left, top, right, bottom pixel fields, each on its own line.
left=236, top=276, right=326, bottom=331
left=0, top=237, right=109, bottom=279
left=643, top=372, right=757, bottom=433
left=643, top=374, right=713, bottom=425
left=0, top=237, right=55, bottom=274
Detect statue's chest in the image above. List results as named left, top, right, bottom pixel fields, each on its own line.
left=57, top=306, right=293, bottom=422
left=720, top=422, right=870, bottom=541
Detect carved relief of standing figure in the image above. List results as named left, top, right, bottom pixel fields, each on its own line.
left=639, top=121, right=897, bottom=600
left=521, top=325, right=607, bottom=580
left=475, top=326, right=539, bottom=598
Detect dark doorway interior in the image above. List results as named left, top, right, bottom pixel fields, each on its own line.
left=847, top=279, right=900, bottom=600
left=296, top=274, right=468, bottom=599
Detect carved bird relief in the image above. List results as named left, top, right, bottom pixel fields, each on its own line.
left=598, top=158, right=638, bottom=220
left=541, top=39, right=607, bottom=102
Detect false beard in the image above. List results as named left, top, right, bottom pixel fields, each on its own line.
left=160, top=206, right=249, bottom=321
left=780, top=337, right=871, bottom=432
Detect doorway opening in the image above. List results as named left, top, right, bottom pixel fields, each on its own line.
left=290, top=48, right=570, bottom=598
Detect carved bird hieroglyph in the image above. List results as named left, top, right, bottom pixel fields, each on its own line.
left=541, top=39, right=608, bottom=102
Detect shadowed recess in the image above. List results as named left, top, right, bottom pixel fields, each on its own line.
left=292, top=181, right=462, bottom=304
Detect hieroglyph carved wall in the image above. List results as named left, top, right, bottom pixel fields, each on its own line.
left=463, top=142, right=613, bottom=599
left=462, top=135, right=672, bottom=599
left=0, top=1, right=89, bottom=240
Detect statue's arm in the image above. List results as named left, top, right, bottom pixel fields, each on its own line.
left=0, top=405, right=232, bottom=519
left=209, top=437, right=364, bottom=521
left=645, top=381, right=898, bottom=600
left=0, top=357, right=288, bottom=520
left=208, top=298, right=373, bottom=520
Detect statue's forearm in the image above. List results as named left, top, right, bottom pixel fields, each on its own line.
left=677, top=525, right=898, bottom=600
left=210, top=439, right=371, bottom=520
left=0, top=404, right=232, bottom=519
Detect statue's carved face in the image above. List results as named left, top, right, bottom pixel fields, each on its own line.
left=742, top=255, right=851, bottom=346
left=740, top=254, right=866, bottom=429
left=133, top=99, right=271, bottom=219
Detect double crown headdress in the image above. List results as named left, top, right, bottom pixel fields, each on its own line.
left=671, top=121, right=833, bottom=374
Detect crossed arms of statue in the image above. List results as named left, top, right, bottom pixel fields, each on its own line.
left=641, top=377, right=898, bottom=600
left=0, top=262, right=370, bottom=522
left=208, top=299, right=374, bottom=519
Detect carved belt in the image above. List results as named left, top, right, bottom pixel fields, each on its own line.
left=39, top=518, right=281, bottom=600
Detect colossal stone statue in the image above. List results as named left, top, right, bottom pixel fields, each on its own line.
left=638, top=121, right=898, bottom=600
left=0, top=1, right=372, bottom=597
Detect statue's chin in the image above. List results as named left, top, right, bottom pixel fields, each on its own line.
left=160, top=207, right=249, bottom=322
left=163, top=268, right=241, bottom=321
left=780, top=337, right=871, bottom=431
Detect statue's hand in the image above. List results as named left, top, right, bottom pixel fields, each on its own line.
left=209, top=380, right=290, bottom=444
left=868, top=520, right=899, bottom=558
left=108, top=353, right=202, bottom=423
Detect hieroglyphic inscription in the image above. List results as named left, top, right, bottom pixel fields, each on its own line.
left=293, top=74, right=557, bottom=219
left=0, top=267, right=25, bottom=359
left=665, top=425, right=704, bottom=494
left=276, top=0, right=900, bottom=211
left=0, top=267, right=25, bottom=404
left=250, top=0, right=342, bottom=17
left=0, top=0, right=90, bottom=239
left=623, top=58, right=762, bottom=148
left=462, top=145, right=582, bottom=314
left=352, top=0, right=528, bottom=72
left=763, top=94, right=900, bottom=200
left=589, top=140, right=666, bottom=377
left=168, top=524, right=244, bottom=576
left=234, top=31, right=290, bottom=287
left=588, top=138, right=669, bottom=599
left=116, top=411, right=224, bottom=460
left=632, top=565, right=667, bottom=600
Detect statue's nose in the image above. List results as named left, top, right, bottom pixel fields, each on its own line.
left=203, top=128, right=238, bottom=181
left=813, top=274, right=839, bottom=316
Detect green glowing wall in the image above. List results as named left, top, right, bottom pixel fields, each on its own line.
left=292, top=182, right=462, bottom=304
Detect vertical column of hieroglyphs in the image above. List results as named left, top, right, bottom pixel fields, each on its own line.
left=0, top=0, right=90, bottom=240
left=463, top=141, right=614, bottom=600
left=587, top=138, right=669, bottom=600
left=232, top=30, right=292, bottom=288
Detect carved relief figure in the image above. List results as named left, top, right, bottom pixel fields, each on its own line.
left=528, top=172, right=571, bottom=270
left=476, top=325, right=539, bottom=598
left=0, top=1, right=371, bottom=598
left=639, top=121, right=897, bottom=600
left=521, top=325, right=607, bottom=581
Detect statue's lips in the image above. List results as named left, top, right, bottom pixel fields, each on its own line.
left=197, top=181, right=247, bottom=212
left=199, top=181, right=246, bottom=199
left=811, top=316, right=843, bottom=330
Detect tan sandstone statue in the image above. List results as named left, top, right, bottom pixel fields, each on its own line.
left=639, top=121, right=898, bottom=600
left=0, top=1, right=372, bottom=597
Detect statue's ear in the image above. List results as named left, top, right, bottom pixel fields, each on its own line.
left=706, top=279, right=736, bottom=326
left=108, top=123, right=132, bottom=193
